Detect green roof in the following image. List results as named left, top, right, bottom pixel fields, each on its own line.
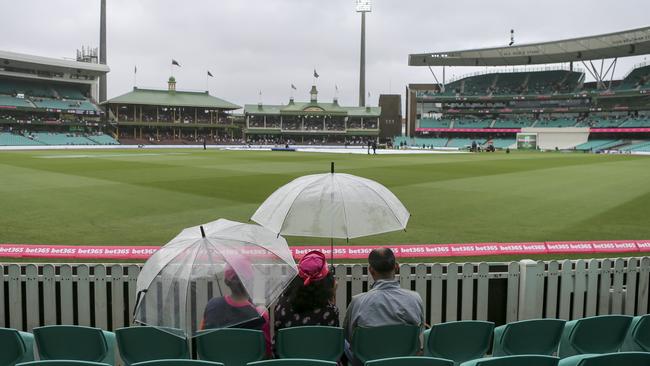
left=244, top=100, right=380, bottom=117
left=105, top=88, right=240, bottom=110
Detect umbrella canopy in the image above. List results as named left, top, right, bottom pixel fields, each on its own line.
left=251, top=169, right=410, bottom=239
left=134, top=219, right=297, bottom=337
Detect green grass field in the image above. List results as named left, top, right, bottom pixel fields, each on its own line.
left=1, top=149, right=650, bottom=254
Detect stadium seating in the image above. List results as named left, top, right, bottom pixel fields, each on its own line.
left=0, top=328, right=35, bottom=366
left=491, top=119, right=534, bottom=128
left=534, top=119, right=576, bottom=128
left=32, top=132, right=95, bottom=145
left=87, top=134, right=119, bottom=145
left=16, top=361, right=110, bottom=366
left=453, top=119, right=492, bottom=128
left=620, top=315, right=650, bottom=352
left=616, top=65, right=650, bottom=90
left=460, top=355, right=559, bottom=366
left=463, top=74, right=497, bottom=95
left=248, top=361, right=335, bottom=366
left=494, top=72, right=526, bottom=95
left=30, top=98, right=98, bottom=112
left=557, top=315, right=632, bottom=358
left=131, top=361, right=223, bottom=366
left=424, top=321, right=494, bottom=365
left=0, top=95, right=34, bottom=108
left=557, top=352, right=650, bottom=366
left=446, top=138, right=476, bottom=148
left=419, top=119, right=451, bottom=128
left=275, top=326, right=344, bottom=362
left=0, top=79, right=56, bottom=98
left=619, top=141, right=650, bottom=152
left=365, top=357, right=454, bottom=366
left=492, top=319, right=566, bottom=357
left=0, top=132, right=43, bottom=146
left=32, top=325, right=116, bottom=365
left=55, top=85, right=87, bottom=100
left=115, top=327, right=189, bottom=366
left=573, top=140, right=622, bottom=151
left=351, top=325, right=420, bottom=365
left=619, top=117, right=650, bottom=127
left=195, top=329, right=266, bottom=366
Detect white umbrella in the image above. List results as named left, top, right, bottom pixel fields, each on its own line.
left=134, top=219, right=297, bottom=337
left=252, top=163, right=410, bottom=241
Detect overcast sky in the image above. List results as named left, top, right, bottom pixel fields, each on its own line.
left=1, top=0, right=649, bottom=108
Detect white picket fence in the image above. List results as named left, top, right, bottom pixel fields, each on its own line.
left=1, top=257, right=648, bottom=332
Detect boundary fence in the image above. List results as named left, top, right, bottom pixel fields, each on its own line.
left=2, top=257, right=648, bottom=333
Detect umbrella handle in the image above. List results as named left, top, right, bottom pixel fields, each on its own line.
left=131, top=289, right=147, bottom=322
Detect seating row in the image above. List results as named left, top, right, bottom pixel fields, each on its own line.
left=2, top=315, right=649, bottom=366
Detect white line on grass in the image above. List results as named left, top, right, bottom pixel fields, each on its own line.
left=36, top=152, right=191, bottom=159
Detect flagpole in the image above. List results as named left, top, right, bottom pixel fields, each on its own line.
left=134, top=66, right=137, bottom=87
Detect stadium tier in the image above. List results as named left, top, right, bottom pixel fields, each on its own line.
left=0, top=131, right=118, bottom=146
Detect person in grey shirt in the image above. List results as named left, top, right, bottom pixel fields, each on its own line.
left=343, top=248, right=425, bottom=363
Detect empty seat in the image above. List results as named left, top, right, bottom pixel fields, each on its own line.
left=275, top=326, right=343, bottom=362
left=248, top=360, right=335, bottom=366
left=0, top=328, right=35, bottom=366
left=620, top=314, right=650, bottom=352
left=17, top=361, right=110, bottom=366
left=365, top=357, right=454, bottom=366
left=424, top=321, right=495, bottom=365
left=557, top=315, right=632, bottom=358
left=33, top=326, right=115, bottom=365
left=132, top=361, right=223, bottom=366
left=557, top=352, right=650, bottom=366
left=115, top=327, right=189, bottom=366
left=460, top=355, right=558, bottom=366
left=195, top=329, right=265, bottom=366
left=351, top=325, right=420, bottom=365
left=492, top=319, right=566, bottom=356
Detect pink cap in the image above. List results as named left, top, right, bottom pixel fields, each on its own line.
left=298, top=250, right=329, bottom=286
left=224, top=252, right=254, bottom=283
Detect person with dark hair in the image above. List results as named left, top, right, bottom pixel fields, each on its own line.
left=273, top=251, right=339, bottom=351
left=201, top=259, right=271, bottom=356
left=343, top=248, right=424, bottom=365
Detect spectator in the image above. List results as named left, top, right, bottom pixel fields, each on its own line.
left=201, top=259, right=271, bottom=356
left=273, top=251, right=339, bottom=354
left=343, top=248, right=424, bottom=365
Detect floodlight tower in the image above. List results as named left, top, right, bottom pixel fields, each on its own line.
left=356, top=0, right=371, bottom=107
left=99, top=0, right=107, bottom=102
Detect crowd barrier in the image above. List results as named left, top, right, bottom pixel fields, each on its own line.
left=1, top=257, right=648, bottom=335
left=0, top=240, right=649, bottom=260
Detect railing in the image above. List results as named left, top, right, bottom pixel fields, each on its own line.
left=1, top=257, right=648, bottom=332
left=446, top=65, right=585, bottom=85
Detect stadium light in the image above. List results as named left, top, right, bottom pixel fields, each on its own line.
left=356, top=0, right=371, bottom=107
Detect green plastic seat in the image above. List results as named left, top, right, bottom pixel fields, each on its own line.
left=33, top=326, right=116, bottom=365
left=351, top=325, right=420, bottom=365
left=132, top=361, right=223, bottom=366
left=365, top=357, right=454, bottom=366
left=115, top=327, right=189, bottom=366
left=557, top=352, right=650, bottom=366
left=195, top=329, right=265, bottom=366
left=17, top=361, right=109, bottom=366
left=557, top=315, right=632, bottom=358
left=248, top=360, right=336, bottom=366
left=276, top=326, right=343, bottom=362
left=492, top=319, right=566, bottom=356
left=620, top=315, right=650, bottom=352
left=459, top=355, right=559, bottom=366
left=0, top=328, right=35, bottom=366
left=424, top=321, right=494, bottom=365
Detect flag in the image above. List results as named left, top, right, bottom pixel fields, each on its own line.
left=335, top=84, right=339, bottom=92
left=134, top=66, right=137, bottom=74
left=291, top=84, right=297, bottom=90
left=313, top=69, right=319, bottom=78
left=207, top=71, right=213, bottom=77
left=172, top=59, right=181, bottom=67
left=368, top=92, right=371, bottom=98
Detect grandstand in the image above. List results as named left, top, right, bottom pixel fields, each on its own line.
left=403, top=27, right=650, bottom=153
left=0, top=50, right=111, bottom=145
left=243, top=85, right=381, bottom=145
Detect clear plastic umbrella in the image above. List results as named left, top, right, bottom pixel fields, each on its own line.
left=134, top=219, right=297, bottom=337
left=251, top=163, right=410, bottom=260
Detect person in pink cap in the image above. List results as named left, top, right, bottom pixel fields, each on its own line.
left=273, top=250, right=339, bottom=354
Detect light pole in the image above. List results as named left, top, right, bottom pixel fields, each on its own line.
left=356, top=0, right=371, bottom=107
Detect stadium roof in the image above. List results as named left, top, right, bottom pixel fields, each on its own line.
left=0, top=50, right=110, bottom=75
left=105, top=87, right=241, bottom=110
left=409, top=26, right=650, bottom=67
